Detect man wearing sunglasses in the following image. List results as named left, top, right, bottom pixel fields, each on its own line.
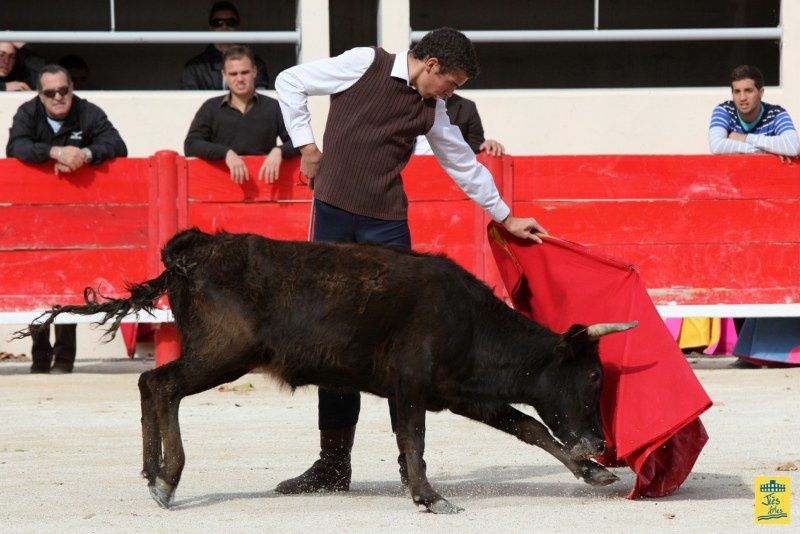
left=6, top=65, right=127, bottom=374
left=6, top=64, right=127, bottom=176
left=181, top=1, right=270, bottom=90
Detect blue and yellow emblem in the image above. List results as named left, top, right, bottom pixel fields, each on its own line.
left=755, top=477, right=790, bottom=524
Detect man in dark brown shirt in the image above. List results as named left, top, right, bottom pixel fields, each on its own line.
left=414, top=93, right=506, bottom=155
left=184, top=45, right=297, bottom=183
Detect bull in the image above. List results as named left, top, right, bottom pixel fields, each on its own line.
left=18, top=229, right=636, bottom=513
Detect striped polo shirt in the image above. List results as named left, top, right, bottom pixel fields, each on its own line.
left=710, top=101, right=796, bottom=135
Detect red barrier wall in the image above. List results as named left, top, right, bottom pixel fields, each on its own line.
left=1, top=152, right=797, bottom=316
left=181, top=154, right=496, bottom=279
left=0, top=158, right=152, bottom=310
left=509, top=155, right=800, bottom=305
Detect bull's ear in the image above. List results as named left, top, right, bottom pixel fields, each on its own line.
left=554, top=324, right=595, bottom=358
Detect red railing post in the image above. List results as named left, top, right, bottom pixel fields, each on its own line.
left=151, top=150, right=182, bottom=367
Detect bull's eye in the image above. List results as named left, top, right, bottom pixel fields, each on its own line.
left=589, top=370, right=601, bottom=383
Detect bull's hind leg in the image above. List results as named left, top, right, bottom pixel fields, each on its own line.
left=138, top=372, right=161, bottom=487
left=139, top=356, right=254, bottom=509
left=395, top=386, right=462, bottom=514
left=448, top=402, right=618, bottom=487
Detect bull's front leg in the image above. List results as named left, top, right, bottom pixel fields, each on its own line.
left=395, top=387, right=462, bottom=514
left=449, top=402, right=618, bottom=487
left=141, top=354, right=255, bottom=509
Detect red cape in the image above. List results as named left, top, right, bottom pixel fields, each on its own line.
left=487, top=223, right=712, bottom=498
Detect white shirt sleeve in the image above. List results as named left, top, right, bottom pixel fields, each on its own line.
left=708, top=126, right=761, bottom=155
left=425, top=99, right=510, bottom=222
left=275, top=47, right=375, bottom=148
left=745, top=130, right=800, bottom=156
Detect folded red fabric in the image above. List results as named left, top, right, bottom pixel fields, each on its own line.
left=487, top=223, right=712, bottom=498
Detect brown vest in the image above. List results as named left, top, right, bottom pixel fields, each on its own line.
left=315, top=47, right=437, bottom=220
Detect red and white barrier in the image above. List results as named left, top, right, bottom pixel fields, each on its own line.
left=2, top=152, right=798, bottom=361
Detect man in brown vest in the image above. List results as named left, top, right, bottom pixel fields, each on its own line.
left=274, top=27, right=546, bottom=494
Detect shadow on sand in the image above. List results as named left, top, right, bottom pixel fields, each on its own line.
left=0, top=357, right=153, bottom=376
left=170, top=465, right=747, bottom=510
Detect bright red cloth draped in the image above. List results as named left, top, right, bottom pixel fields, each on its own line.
left=487, top=223, right=712, bottom=498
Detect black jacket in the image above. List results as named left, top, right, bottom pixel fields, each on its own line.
left=446, top=94, right=486, bottom=154
left=0, top=45, right=45, bottom=91
left=181, top=44, right=270, bottom=90
left=6, top=95, right=128, bottom=164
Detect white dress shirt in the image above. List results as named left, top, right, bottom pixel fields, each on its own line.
left=413, top=135, right=434, bottom=155
left=275, top=47, right=510, bottom=222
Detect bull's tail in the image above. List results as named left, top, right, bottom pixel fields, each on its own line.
left=11, top=270, right=173, bottom=342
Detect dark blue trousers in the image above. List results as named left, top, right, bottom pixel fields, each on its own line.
left=312, top=199, right=410, bottom=431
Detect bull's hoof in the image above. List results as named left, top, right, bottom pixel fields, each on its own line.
left=425, top=498, right=464, bottom=514
left=149, top=477, right=176, bottom=509
left=578, top=461, right=619, bottom=487
left=141, top=469, right=155, bottom=485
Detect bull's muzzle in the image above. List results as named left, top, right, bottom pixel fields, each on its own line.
left=568, top=437, right=606, bottom=460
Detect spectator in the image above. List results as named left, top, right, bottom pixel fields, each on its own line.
left=181, top=1, right=270, bottom=90
left=0, top=41, right=44, bottom=92
left=184, top=45, right=297, bottom=183
left=708, top=64, right=800, bottom=369
left=414, top=93, right=505, bottom=155
left=7, top=65, right=127, bottom=175
left=6, top=65, right=127, bottom=374
left=59, top=55, right=91, bottom=90
left=708, top=64, right=800, bottom=160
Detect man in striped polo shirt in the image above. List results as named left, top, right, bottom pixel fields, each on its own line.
left=274, top=27, right=547, bottom=495
left=708, top=65, right=800, bottom=369
left=708, top=64, right=800, bottom=159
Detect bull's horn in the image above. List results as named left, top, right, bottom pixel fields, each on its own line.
left=586, top=320, right=638, bottom=340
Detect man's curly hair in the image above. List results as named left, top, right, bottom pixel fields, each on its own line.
left=410, top=27, right=479, bottom=78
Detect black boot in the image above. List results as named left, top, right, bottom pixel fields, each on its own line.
left=275, top=426, right=355, bottom=494
left=30, top=325, right=53, bottom=373
left=51, top=324, right=77, bottom=374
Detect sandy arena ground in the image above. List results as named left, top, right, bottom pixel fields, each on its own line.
left=1, top=326, right=798, bottom=532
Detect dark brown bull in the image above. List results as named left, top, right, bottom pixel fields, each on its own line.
left=18, top=229, right=636, bottom=513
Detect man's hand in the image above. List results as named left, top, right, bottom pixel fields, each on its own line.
left=225, top=149, right=250, bottom=184
left=480, top=139, right=505, bottom=156
left=502, top=215, right=548, bottom=244
left=300, top=143, right=323, bottom=190
left=50, top=145, right=87, bottom=173
left=258, top=147, right=282, bottom=183
left=728, top=132, right=747, bottom=143
left=779, top=154, right=797, bottom=164
left=5, top=81, right=31, bottom=91
left=54, top=162, right=72, bottom=175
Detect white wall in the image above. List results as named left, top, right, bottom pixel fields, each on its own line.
left=0, top=1, right=797, bottom=157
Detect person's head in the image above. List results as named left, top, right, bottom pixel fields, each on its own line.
left=208, top=1, right=240, bottom=31
left=0, top=42, right=18, bottom=78
left=730, top=65, right=764, bottom=116
left=37, top=65, right=73, bottom=120
left=222, top=45, right=256, bottom=98
left=410, top=27, right=479, bottom=100
left=58, top=55, right=90, bottom=90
